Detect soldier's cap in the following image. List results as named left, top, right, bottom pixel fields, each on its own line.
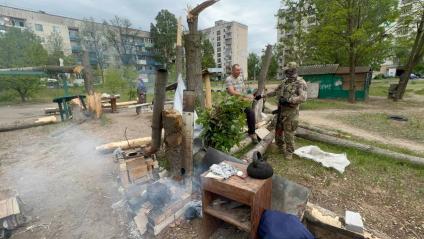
left=282, top=62, right=298, bottom=71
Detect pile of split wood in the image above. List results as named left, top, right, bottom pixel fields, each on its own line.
left=0, top=191, right=25, bottom=238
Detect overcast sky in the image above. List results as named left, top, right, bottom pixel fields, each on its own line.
left=3, top=0, right=280, bottom=54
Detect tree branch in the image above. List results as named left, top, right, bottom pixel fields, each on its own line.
left=188, top=0, right=220, bottom=19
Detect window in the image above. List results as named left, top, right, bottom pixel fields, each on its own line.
left=11, top=18, right=25, bottom=27
left=217, top=36, right=221, bottom=41
left=53, top=26, right=60, bottom=32
left=35, top=23, right=43, bottom=31
left=217, top=47, right=221, bottom=52
left=217, top=30, right=220, bottom=35
left=68, top=28, right=79, bottom=40
left=217, top=53, right=221, bottom=57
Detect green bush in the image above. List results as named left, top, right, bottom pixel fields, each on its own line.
left=197, top=94, right=250, bottom=152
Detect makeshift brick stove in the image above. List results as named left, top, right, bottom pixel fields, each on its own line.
left=132, top=178, right=192, bottom=236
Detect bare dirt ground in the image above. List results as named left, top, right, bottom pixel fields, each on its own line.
left=0, top=103, right=153, bottom=239
left=299, top=96, right=424, bottom=154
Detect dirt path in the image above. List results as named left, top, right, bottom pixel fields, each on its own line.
left=300, top=108, right=424, bottom=153
left=0, top=106, right=153, bottom=239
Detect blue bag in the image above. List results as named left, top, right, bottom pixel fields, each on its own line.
left=258, top=210, right=314, bottom=239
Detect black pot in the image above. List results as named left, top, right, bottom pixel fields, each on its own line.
left=247, top=151, right=273, bottom=179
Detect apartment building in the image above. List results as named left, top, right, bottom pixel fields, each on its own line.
left=276, top=0, right=316, bottom=79
left=201, top=20, right=248, bottom=78
left=0, top=5, right=157, bottom=79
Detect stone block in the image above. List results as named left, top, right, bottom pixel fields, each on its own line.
left=345, top=210, right=364, bottom=234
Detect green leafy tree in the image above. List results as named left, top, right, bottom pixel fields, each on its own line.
left=150, top=10, right=178, bottom=67
left=308, top=0, right=398, bottom=102
left=201, top=38, right=215, bottom=69
left=122, top=66, right=139, bottom=100
left=247, top=53, right=261, bottom=81
left=196, top=94, right=250, bottom=152
left=277, top=0, right=315, bottom=65
left=0, top=28, right=48, bottom=102
left=104, top=67, right=127, bottom=94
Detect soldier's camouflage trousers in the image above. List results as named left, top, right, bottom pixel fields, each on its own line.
left=275, top=108, right=299, bottom=155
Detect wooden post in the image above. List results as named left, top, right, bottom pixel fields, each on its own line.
left=151, top=69, right=168, bottom=152
left=185, top=0, right=219, bottom=107
left=203, top=71, right=212, bottom=109
left=182, top=90, right=196, bottom=178
left=176, top=17, right=184, bottom=78
left=163, top=109, right=184, bottom=180
left=253, top=45, right=273, bottom=122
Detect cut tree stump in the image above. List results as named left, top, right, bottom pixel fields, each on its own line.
left=163, top=109, right=184, bottom=180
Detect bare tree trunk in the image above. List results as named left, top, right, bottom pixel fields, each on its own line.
left=185, top=0, right=219, bottom=108
left=348, top=50, right=356, bottom=103
left=347, top=1, right=356, bottom=103
left=82, top=51, right=94, bottom=95
left=396, top=13, right=424, bottom=100
left=151, top=69, right=168, bottom=152
left=176, top=17, right=184, bottom=78
left=185, top=32, right=203, bottom=107
left=163, top=109, right=184, bottom=180
left=254, top=44, right=273, bottom=122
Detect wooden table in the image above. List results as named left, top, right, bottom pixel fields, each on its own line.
left=52, top=95, right=86, bottom=121
left=201, top=161, right=272, bottom=239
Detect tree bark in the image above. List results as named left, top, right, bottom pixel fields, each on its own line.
left=95, top=137, right=151, bottom=153
left=176, top=17, right=184, bottom=78
left=347, top=0, right=357, bottom=103
left=395, top=13, right=424, bottom=100
left=82, top=51, right=94, bottom=95
left=254, top=44, right=273, bottom=122
left=240, top=131, right=275, bottom=163
left=185, top=32, right=204, bottom=107
left=163, top=109, right=184, bottom=180
left=185, top=0, right=219, bottom=108
left=151, top=69, right=168, bottom=152
left=0, top=116, right=57, bottom=132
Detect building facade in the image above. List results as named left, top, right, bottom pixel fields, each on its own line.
left=276, top=0, right=316, bottom=79
left=0, top=5, right=158, bottom=80
left=201, top=20, right=248, bottom=79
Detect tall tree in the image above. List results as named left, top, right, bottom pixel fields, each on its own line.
left=46, top=31, right=66, bottom=65
left=309, top=0, right=398, bottom=102
left=277, top=0, right=315, bottom=65
left=395, top=0, right=424, bottom=100
left=104, top=16, right=138, bottom=65
left=247, top=53, right=260, bottom=81
left=150, top=10, right=178, bottom=67
left=80, top=17, right=109, bottom=83
left=0, top=28, right=48, bottom=101
left=201, top=38, right=215, bottom=69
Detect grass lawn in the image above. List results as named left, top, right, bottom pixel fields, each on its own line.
left=267, top=137, right=424, bottom=238
left=267, top=97, right=363, bottom=110
left=334, top=112, right=424, bottom=143
left=369, top=78, right=424, bottom=97
left=0, top=85, right=175, bottom=105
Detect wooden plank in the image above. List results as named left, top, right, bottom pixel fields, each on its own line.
left=204, top=206, right=251, bottom=232
left=0, top=197, right=20, bottom=219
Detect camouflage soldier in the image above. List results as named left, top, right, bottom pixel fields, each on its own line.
left=258, top=62, right=307, bottom=159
